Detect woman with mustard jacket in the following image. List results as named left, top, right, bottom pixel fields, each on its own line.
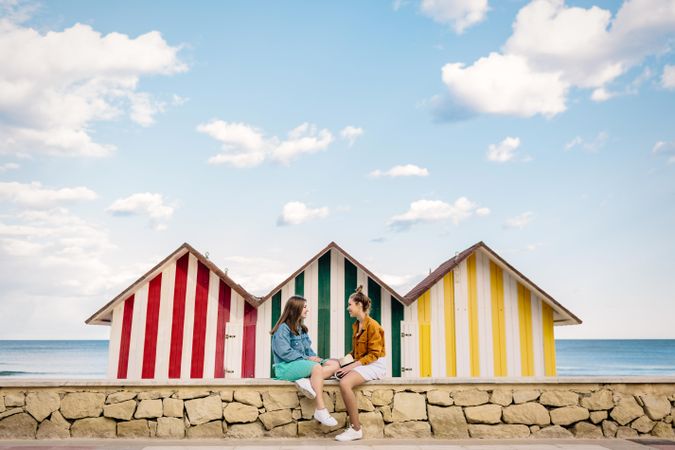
left=334, top=285, right=386, bottom=442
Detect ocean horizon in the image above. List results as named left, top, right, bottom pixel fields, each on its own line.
left=1, top=339, right=674, bottom=378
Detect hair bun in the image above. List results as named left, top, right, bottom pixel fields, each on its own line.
left=355, top=285, right=363, bottom=294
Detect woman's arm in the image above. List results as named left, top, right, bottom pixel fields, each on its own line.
left=271, top=324, right=305, bottom=362
left=356, top=325, right=385, bottom=365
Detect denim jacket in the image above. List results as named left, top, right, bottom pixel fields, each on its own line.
left=271, top=322, right=317, bottom=365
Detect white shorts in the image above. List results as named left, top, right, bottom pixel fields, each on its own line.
left=353, top=357, right=387, bottom=381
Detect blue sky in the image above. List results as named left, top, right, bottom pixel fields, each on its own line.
left=1, top=0, right=674, bottom=339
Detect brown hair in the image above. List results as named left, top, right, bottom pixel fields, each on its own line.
left=270, top=295, right=308, bottom=335
left=349, top=285, right=371, bottom=313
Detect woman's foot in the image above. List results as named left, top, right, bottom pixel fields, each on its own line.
left=335, top=424, right=363, bottom=441
left=313, top=408, right=337, bottom=426
left=294, top=377, right=316, bottom=399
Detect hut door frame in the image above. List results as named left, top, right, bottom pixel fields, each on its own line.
left=224, top=321, right=243, bottom=378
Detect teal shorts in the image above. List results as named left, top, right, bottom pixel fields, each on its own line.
left=274, top=358, right=328, bottom=381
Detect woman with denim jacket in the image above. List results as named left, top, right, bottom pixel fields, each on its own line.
left=270, top=295, right=339, bottom=426
left=334, top=285, right=386, bottom=442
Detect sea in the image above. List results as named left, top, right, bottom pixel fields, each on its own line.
left=0, top=340, right=674, bottom=378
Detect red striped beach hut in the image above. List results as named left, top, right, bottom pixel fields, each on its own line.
left=86, top=243, right=261, bottom=380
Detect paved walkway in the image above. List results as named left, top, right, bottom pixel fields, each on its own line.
left=0, top=439, right=674, bottom=450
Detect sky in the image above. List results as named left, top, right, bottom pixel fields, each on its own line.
left=0, top=0, right=674, bottom=340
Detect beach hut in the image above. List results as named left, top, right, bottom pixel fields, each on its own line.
left=257, top=241, right=407, bottom=378
left=86, top=243, right=261, bottom=380
left=87, top=240, right=581, bottom=380
left=399, top=241, right=582, bottom=378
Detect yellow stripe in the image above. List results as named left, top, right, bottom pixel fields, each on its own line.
left=443, top=272, right=456, bottom=376
left=542, top=303, right=556, bottom=376
left=490, top=261, right=507, bottom=376
left=517, top=283, right=534, bottom=376
left=417, top=290, right=431, bottom=377
left=467, top=253, right=480, bottom=377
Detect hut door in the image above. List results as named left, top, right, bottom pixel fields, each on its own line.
left=224, top=321, right=243, bottom=378
left=400, top=321, right=419, bottom=378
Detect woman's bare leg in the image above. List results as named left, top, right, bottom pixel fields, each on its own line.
left=339, top=371, right=366, bottom=430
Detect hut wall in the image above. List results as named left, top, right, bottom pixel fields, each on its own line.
left=107, top=251, right=252, bottom=380
left=266, top=248, right=405, bottom=377
left=402, top=249, right=557, bottom=378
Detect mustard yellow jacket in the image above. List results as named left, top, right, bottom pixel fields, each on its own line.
left=350, top=315, right=385, bottom=365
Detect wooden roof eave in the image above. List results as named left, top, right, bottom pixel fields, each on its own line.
left=85, top=242, right=260, bottom=326
left=258, top=241, right=407, bottom=306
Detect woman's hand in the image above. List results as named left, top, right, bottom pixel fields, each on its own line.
left=335, top=361, right=361, bottom=378
left=307, top=356, right=322, bottom=363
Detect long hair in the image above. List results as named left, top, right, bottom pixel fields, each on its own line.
left=269, top=295, right=308, bottom=335
left=349, top=285, right=371, bottom=313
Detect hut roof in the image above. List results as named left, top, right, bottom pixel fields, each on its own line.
left=402, top=241, right=582, bottom=325
left=258, top=241, right=406, bottom=305
left=85, top=242, right=259, bottom=325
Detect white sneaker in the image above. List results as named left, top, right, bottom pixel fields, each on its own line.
left=335, top=425, right=363, bottom=441
left=294, top=377, right=316, bottom=399
left=314, top=408, right=338, bottom=426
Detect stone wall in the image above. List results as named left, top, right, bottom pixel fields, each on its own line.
left=0, top=379, right=674, bottom=440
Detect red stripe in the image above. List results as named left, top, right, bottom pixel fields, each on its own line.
left=168, top=253, right=189, bottom=378
left=142, top=273, right=162, bottom=379
left=190, top=261, right=210, bottom=378
left=117, top=295, right=135, bottom=379
left=241, top=301, right=257, bottom=378
left=214, top=280, right=231, bottom=378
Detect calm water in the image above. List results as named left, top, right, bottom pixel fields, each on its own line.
left=0, top=339, right=673, bottom=378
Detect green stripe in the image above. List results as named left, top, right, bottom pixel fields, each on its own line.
left=390, top=297, right=404, bottom=377
left=294, top=271, right=304, bottom=296
left=318, top=251, right=331, bottom=357
left=344, top=258, right=357, bottom=354
left=367, top=277, right=381, bottom=323
left=270, top=291, right=281, bottom=377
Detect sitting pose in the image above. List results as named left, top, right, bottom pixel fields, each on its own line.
left=335, top=285, right=387, bottom=442
left=270, top=295, right=340, bottom=426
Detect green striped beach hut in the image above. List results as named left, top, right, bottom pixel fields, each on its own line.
left=255, top=242, right=406, bottom=378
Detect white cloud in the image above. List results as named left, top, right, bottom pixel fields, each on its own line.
left=277, top=201, right=329, bottom=226
left=106, top=192, right=174, bottom=230
left=369, top=164, right=429, bottom=178
left=652, top=140, right=675, bottom=164
left=487, top=136, right=521, bottom=163
left=441, top=0, right=675, bottom=117
left=0, top=162, right=19, bottom=172
left=662, top=65, right=675, bottom=89
left=504, top=211, right=535, bottom=229
left=388, top=197, right=489, bottom=230
left=0, top=181, right=97, bottom=208
left=442, top=53, right=569, bottom=118
left=0, top=18, right=186, bottom=158
left=340, top=126, right=364, bottom=146
left=199, top=120, right=333, bottom=167
left=220, top=255, right=289, bottom=296
left=565, top=132, right=609, bottom=152
left=420, top=0, right=489, bottom=33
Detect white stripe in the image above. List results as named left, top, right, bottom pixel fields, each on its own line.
left=477, top=252, right=494, bottom=378
left=430, top=279, right=446, bottom=377
left=503, top=271, right=521, bottom=377
left=381, top=290, right=392, bottom=376
left=454, top=262, right=471, bottom=377
left=180, top=254, right=198, bottom=379
left=329, top=250, right=341, bottom=358
left=356, top=268, right=367, bottom=297
left=255, top=300, right=271, bottom=378
left=531, top=293, right=545, bottom=377
left=107, top=303, right=123, bottom=378
left=280, top=277, right=295, bottom=312
left=203, top=271, right=220, bottom=379
left=230, top=290, right=245, bottom=322
left=155, top=262, right=176, bottom=380
left=306, top=261, right=319, bottom=348
left=128, top=282, right=148, bottom=380
left=335, top=252, right=346, bottom=358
